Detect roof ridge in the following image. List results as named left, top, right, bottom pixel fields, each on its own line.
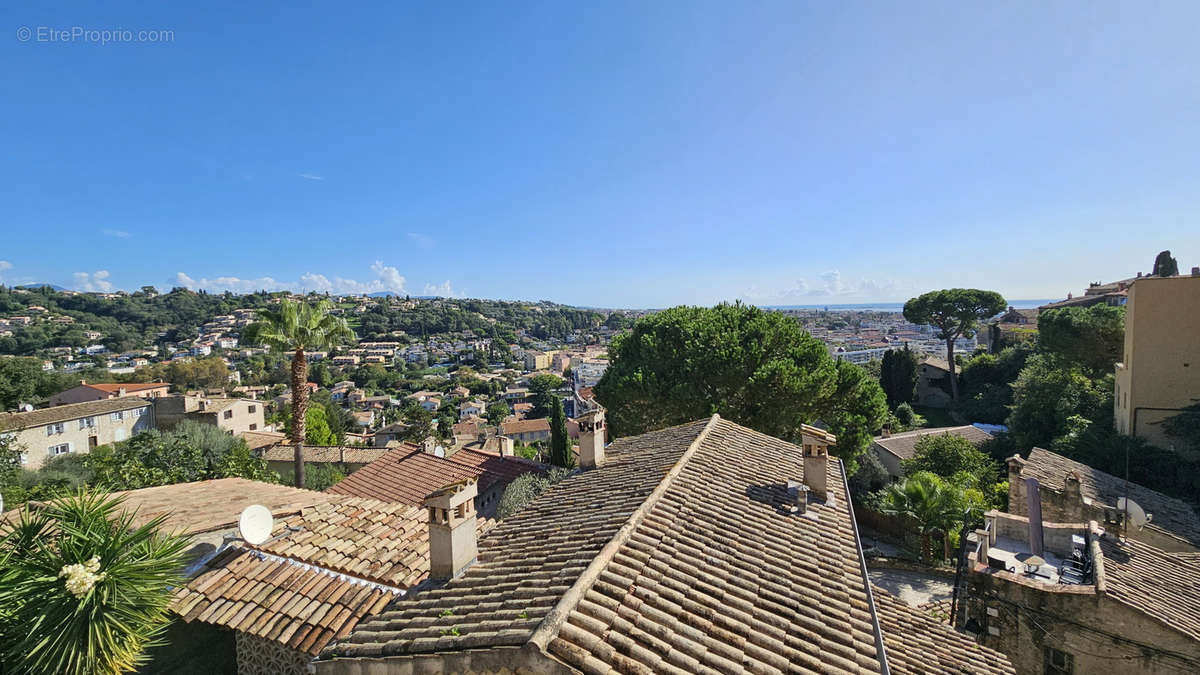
left=527, top=414, right=722, bottom=653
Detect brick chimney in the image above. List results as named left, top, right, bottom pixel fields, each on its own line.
left=802, top=441, right=828, bottom=501
left=1064, top=471, right=1083, bottom=505
left=578, top=407, right=606, bottom=469
left=497, top=435, right=514, bottom=457
left=424, top=479, right=478, bottom=581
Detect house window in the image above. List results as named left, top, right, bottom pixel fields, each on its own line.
left=248, top=405, right=257, bottom=414
left=78, top=417, right=96, bottom=430
left=18, top=452, right=28, bottom=465
left=1044, top=647, right=1073, bottom=675
left=249, top=423, right=257, bottom=431
left=223, top=410, right=233, bottom=420
left=49, top=443, right=72, bottom=456
left=111, top=411, right=124, bottom=422
left=46, top=423, right=65, bottom=436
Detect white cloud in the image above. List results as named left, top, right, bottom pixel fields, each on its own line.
left=174, top=261, right=412, bottom=296
left=407, top=232, right=434, bottom=249
left=299, top=273, right=333, bottom=293
left=73, top=270, right=114, bottom=293
left=298, top=173, right=324, bottom=181
left=422, top=280, right=462, bottom=298
left=102, top=228, right=131, bottom=239
left=739, top=270, right=905, bottom=304
left=0, top=261, right=11, bottom=273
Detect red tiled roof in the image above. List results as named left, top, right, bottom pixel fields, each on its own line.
left=327, top=444, right=544, bottom=506
left=500, top=417, right=550, bottom=435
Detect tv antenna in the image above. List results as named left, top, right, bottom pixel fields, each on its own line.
left=237, top=504, right=274, bottom=545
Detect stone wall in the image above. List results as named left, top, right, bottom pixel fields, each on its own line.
left=966, top=546, right=1200, bottom=674
left=236, top=631, right=312, bottom=675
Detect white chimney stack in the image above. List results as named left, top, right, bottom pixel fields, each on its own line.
left=424, top=479, right=478, bottom=581
left=578, top=407, right=606, bottom=469
left=803, top=441, right=829, bottom=502
left=497, top=435, right=514, bottom=457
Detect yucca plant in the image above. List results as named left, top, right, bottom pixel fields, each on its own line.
left=0, top=490, right=189, bottom=674
left=242, top=298, right=355, bottom=488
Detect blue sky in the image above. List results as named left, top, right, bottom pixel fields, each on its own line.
left=3, top=2, right=1199, bottom=307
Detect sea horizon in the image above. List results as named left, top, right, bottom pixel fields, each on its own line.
left=763, top=299, right=1054, bottom=313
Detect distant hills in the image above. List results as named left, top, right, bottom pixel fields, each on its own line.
left=16, top=283, right=68, bottom=291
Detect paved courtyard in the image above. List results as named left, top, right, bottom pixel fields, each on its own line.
left=867, top=568, right=954, bottom=607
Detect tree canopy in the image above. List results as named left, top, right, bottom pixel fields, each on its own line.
left=902, top=289, right=1006, bottom=400
left=879, top=345, right=918, bottom=409
left=593, top=303, right=887, bottom=472
left=1037, top=304, right=1125, bottom=376
left=1152, top=250, right=1179, bottom=277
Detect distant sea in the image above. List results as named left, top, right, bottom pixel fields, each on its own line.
left=764, top=299, right=1054, bottom=313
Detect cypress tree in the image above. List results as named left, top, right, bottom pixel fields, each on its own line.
left=549, top=396, right=572, bottom=468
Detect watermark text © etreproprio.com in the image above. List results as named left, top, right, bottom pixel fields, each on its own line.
left=16, top=26, right=175, bottom=45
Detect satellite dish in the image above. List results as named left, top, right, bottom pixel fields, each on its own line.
left=238, top=504, right=274, bottom=545
left=1117, top=497, right=1151, bottom=531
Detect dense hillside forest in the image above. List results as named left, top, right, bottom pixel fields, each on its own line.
left=0, top=286, right=609, bottom=355
left=0, top=286, right=275, bottom=354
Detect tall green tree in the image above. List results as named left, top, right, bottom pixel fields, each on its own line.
left=879, top=345, right=918, bottom=408
left=1152, top=250, right=1179, bottom=277
left=485, top=401, right=511, bottom=426
left=1037, top=305, right=1125, bottom=377
left=0, top=491, right=189, bottom=674
left=1008, top=355, right=1111, bottom=451
left=901, top=432, right=999, bottom=492
left=593, top=303, right=887, bottom=472
left=902, top=289, right=1006, bottom=401
left=526, top=373, right=564, bottom=419
left=243, top=299, right=354, bottom=488
left=548, top=396, right=572, bottom=468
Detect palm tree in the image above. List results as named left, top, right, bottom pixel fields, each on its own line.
left=243, top=299, right=354, bottom=488
left=0, top=491, right=189, bottom=674
left=882, top=471, right=961, bottom=562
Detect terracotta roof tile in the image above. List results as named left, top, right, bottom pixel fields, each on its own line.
left=1020, top=447, right=1200, bottom=546
left=875, top=588, right=1014, bottom=674
left=322, top=416, right=1013, bottom=674
left=174, top=496, right=484, bottom=656
left=1099, top=537, right=1200, bottom=641
left=101, top=478, right=336, bottom=535
left=0, top=397, right=153, bottom=430
left=327, top=444, right=543, bottom=509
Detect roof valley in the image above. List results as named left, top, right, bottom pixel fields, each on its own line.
left=527, top=413, right=722, bottom=652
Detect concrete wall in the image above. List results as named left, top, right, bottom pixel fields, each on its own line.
left=1115, top=275, right=1200, bottom=451
left=10, top=404, right=154, bottom=470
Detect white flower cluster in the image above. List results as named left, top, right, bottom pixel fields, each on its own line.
left=59, top=556, right=107, bottom=599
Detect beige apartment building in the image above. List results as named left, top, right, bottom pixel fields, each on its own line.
left=0, top=398, right=155, bottom=470
left=154, top=395, right=266, bottom=435
left=1114, top=272, right=1200, bottom=451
